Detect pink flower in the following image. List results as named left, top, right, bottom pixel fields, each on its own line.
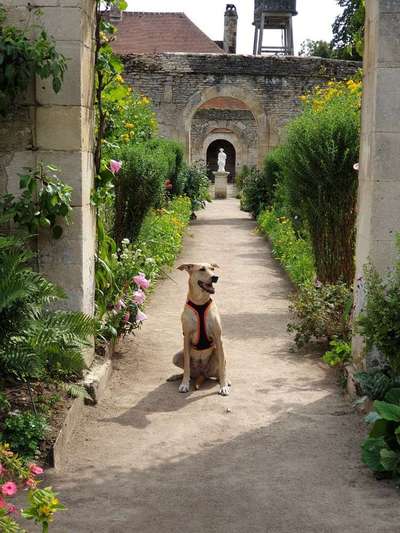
left=6, top=503, right=17, bottom=514
left=136, top=310, right=148, bottom=323
left=133, top=289, right=145, bottom=305
left=115, top=299, right=126, bottom=312
left=1, top=482, right=17, bottom=496
left=29, top=464, right=44, bottom=476
left=110, top=160, right=122, bottom=174
left=26, top=478, right=37, bottom=489
left=123, top=312, right=130, bottom=323
left=133, top=272, right=150, bottom=290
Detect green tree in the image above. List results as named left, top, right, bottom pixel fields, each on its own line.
left=299, top=39, right=335, bottom=59
left=331, top=0, right=365, bottom=60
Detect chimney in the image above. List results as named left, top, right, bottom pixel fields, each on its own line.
left=223, top=4, right=238, bottom=54
left=109, top=4, right=122, bottom=22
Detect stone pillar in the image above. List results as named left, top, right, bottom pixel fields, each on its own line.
left=223, top=4, right=238, bottom=54
left=35, top=0, right=97, bottom=320
left=352, top=0, right=400, bottom=364
left=1, top=1, right=96, bottom=344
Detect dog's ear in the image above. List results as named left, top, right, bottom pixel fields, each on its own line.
left=211, top=263, right=220, bottom=269
left=177, top=264, right=193, bottom=272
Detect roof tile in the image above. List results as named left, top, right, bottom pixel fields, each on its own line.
left=108, top=12, right=224, bottom=55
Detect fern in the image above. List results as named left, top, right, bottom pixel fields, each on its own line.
left=0, top=233, right=96, bottom=380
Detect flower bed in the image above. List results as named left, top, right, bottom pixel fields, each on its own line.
left=257, top=208, right=315, bottom=287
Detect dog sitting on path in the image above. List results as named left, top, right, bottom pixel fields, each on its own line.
left=168, top=263, right=230, bottom=396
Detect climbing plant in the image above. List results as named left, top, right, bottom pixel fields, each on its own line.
left=0, top=4, right=67, bottom=116
left=0, top=163, right=72, bottom=239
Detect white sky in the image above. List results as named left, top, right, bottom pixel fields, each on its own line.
left=125, top=0, right=343, bottom=55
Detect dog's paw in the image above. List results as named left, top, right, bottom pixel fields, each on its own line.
left=179, top=382, right=190, bottom=393
left=219, top=385, right=230, bottom=396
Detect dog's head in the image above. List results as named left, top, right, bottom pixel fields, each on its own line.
left=177, top=263, right=220, bottom=295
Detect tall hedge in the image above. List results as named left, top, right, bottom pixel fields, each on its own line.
left=279, top=81, right=361, bottom=285
left=113, top=139, right=184, bottom=245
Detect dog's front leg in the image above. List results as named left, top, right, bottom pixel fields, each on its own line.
left=215, top=338, right=229, bottom=396
left=179, top=335, right=191, bottom=393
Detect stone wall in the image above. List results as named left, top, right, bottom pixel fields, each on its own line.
left=123, top=53, right=361, bottom=167
left=0, top=0, right=97, bottom=334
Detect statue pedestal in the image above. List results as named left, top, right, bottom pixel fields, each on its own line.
left=213, top=171, right=229, bottom=199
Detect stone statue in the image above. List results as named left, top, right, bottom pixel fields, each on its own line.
left=217, top=148, right=227, bottom=172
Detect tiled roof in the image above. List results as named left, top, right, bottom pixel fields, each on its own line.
left=108, top=12, right=224, bottom=55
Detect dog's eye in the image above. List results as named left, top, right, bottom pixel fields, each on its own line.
left=200, top=267, right=206, bottom=272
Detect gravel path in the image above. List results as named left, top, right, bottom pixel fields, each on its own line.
left=48, top=197, right=400, bottom=532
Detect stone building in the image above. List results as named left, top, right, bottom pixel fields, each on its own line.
left=111, top=5, right=360, bottom=180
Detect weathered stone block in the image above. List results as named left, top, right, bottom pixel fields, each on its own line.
left=371, top=132, right=400, bottom=180
left=378, top=14, right=400, bottom=66
left=375, top=68, right=400, bottom=132
left=36, top=42, right=82, bottom=106
left=36, top=106, right=82, bottom=151
left=40, top=6, right=82, bottom=42
left=38, top=205, right=96, bottom=315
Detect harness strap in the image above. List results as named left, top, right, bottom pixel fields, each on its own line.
left=186, top=299, right=213, bottom=350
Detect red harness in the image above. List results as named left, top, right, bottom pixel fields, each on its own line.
left=186, top=299, right=213, bottom=350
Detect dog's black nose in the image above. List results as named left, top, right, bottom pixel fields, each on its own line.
left=212, top=276, right=219, bottom=283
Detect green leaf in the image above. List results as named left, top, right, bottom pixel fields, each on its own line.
left=52, top=225, right=63, bottom=239
left=361, top=436, right=387, bottom=472
left=380, top=448, right=400, bottom=473
left=118, top=0, right=128, bottom=9
left=374, top=401, right=400, bottom=422
left=384, top=388, right=400, bottom=406
left=369, top=418, right=389, bottom=439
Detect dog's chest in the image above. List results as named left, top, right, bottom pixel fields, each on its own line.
left=183, top=303, right=214, bottom=350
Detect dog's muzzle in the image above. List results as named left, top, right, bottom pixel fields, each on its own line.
left=198, top=277, right=218, bottom=294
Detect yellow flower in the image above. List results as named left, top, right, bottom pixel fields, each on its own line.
left=115, top=74, right=124, bottom=83
left=141, top=96, right=150, bottom=105
left=39, top=505, right=51, bottom=517
left=125, top=123, right=134, bottom=129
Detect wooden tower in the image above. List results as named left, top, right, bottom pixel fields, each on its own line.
left=253, top=0, right=297, bottom=56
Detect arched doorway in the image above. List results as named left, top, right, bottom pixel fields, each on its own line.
left=206, top=140, right=236, bottom=182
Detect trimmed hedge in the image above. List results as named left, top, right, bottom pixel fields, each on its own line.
left=113, top=139, right=184, bottom=245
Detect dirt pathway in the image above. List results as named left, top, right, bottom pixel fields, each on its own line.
left=49, top=197, right=400, bottom=532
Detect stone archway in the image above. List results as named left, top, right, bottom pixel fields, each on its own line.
left=183, top=84, right=269, bottom=166
left=206, top=139, right=236, bottom=182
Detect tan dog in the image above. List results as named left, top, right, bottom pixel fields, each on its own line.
left=170, top=263, right=230, bottom=396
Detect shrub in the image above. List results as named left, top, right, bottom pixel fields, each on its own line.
left=357, top=261, right=400, bottom=375
left=280, top=80, right=361, bottom=285
left=362, top=389, right=400, bottom=479
left=0, top=412, right=48, bottom=459
left=354, top=370, right=398, bottom=401
left=322, top=339, right=352, bottom=367
left=287, top=281, right=353, bottom=348
left=241, top=168, right=270, bottom=218
left=262, top=147, right=285, bottom=202
left=0, top=233, right=96, bottom=381
left=113, top=139, right=183, bottom=245
left=97, top=197, right=191, bottom=342
left=235, top=165, right=251, bottom=191
left=258, top=208, right=315, bottom=287
left=179, top=163, right=210, bottom=214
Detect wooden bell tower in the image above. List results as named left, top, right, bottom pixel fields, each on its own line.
left=253, top=0, right=297, bottom=56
